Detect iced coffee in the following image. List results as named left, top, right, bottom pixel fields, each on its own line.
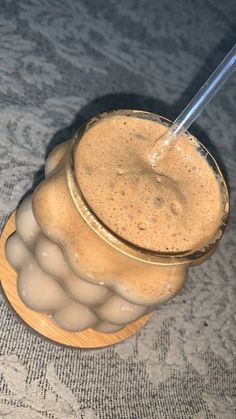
left=5, top=110, right=228, bottom=333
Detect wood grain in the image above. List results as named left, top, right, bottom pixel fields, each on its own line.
left=0, top=212, right=152, bottom=348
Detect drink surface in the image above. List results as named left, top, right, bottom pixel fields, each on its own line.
left=75, top=115, right=223, bottom=253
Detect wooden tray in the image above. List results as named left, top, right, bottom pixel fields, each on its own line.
left=0, top=212, right=152, bottom=348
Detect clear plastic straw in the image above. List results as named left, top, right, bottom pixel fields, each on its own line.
left=152, top=43, right=236, bottom=162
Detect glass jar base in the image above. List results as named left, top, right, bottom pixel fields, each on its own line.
left=0, top=212, right=152, bottom=348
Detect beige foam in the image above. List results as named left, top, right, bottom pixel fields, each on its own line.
left=76, top=115, right=223, bottom=253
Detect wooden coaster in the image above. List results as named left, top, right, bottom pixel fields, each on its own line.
left=0, top=212, right=152, bottom=348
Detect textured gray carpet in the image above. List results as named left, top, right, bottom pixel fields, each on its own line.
left=0, top=1, right=236, bottom=418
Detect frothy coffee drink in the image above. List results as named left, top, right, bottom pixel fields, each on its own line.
left=5, top=111, right=227, bottom=334
left=76, top=115, right=223, bottom=253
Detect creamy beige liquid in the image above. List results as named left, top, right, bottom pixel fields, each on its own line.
left=75, top=115, right=223, bottom=253
left=5, top=113, right=225, bottom=333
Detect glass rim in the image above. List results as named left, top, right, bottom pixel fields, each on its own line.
left=66, top=109, right=229, bottom=266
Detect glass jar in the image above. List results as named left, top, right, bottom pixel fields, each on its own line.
left=6, top=110, right=229, bottom=335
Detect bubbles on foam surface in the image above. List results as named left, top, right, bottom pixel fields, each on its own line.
left=154, top=196, right=164, bottom=209
left=170, top=201, right=183, bottom=215
left=137, top=221, right=148, bottom=230
left=117, top=168, right=125, bottom=175
left=76, top=113, right=221, bottom=253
